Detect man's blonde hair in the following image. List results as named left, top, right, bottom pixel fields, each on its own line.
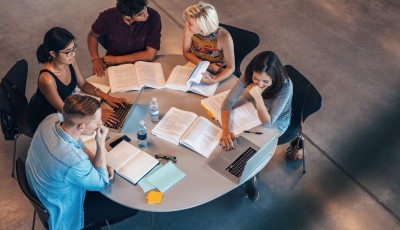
left=183, top=2, right=219, bottom=35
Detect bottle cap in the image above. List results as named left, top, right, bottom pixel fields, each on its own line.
left=152, top=97, right=157, bottom=102
left=139, top=120, right=145, bottom=125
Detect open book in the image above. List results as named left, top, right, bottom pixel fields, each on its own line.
left=106, top=140, right=159, bottom=184
left=151, top=107, right=222, bottom=158
left=165, top=61, right=218, bottom=97
left=201, top=90, right=262, bottom=135
left=107, top=61, right=165, bottom=93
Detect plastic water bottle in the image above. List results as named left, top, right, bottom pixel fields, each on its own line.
left=149, top=97, right=159, bottom=123
left=137, top=120, right=147, bottom=148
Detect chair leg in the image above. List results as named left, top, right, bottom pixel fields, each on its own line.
left=302, top=144, right=306, bottom=174
left=32, top=210, right=36, bottom=230
left=105, top=220, right=111, bottom=230
left=11, top=134, right=20, bottom=177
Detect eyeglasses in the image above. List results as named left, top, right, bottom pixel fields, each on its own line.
left=59, top=44, right=78, bottom=57
left=155, top=154, right=177, bottom=164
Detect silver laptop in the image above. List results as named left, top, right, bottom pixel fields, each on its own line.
left=105, top=88, right=143, bottom=132
left=209, top=136, right=273, bottom=184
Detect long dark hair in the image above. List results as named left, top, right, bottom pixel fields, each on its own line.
left=244, top=51, right=288, bottom=99
left=36, top=27, right=75, bottom=64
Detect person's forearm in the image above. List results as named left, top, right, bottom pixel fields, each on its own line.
left=88, top=32, right=100, bottom=60
left=254, top=98, right=271, bottom=123
left=94, top=141, right=107, bottom=169
left=116, top=49, right=157, bottom=64
left=221, top=110, right=232, bottom=132
left=183, top=52, right=202, bottom=65
left=214, top=66, right=234, bottom=82
left=80, top=82, right=108, bottom=100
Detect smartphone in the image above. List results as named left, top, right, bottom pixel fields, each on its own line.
left=109, top=135, right=131, bottom=148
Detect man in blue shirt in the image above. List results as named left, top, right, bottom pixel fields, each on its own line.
left=26, top=95, right=137, bottom=229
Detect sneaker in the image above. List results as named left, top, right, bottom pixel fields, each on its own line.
left=246, top=174, right=259, bottom=201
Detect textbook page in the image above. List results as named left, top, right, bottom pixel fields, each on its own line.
left=151, top=107, right=198, bottom=145
left=189, top=80, right=219, bottom=97
left=180, top=116, right=222, bottom=158
left=135, top=61, right=165, bottom=88
left=201, top=90, right=262, bottom=134
left=108, top=64, right=140, bottom=93
left=230, top=102, right=262, bottom=135
left=166, top=64, right=218, bottom=97
left=165, top=65, right=194, bottom=91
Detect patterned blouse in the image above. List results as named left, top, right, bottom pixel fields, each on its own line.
left=191, top=28, right=226, bottom=68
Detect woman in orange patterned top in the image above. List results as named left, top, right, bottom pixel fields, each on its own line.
left=183, top=2, right=235, bottom=85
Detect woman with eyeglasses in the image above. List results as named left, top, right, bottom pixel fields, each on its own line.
left=183, top=2, right=235, bottom=84
left=27, top=27, right=126, bottom=132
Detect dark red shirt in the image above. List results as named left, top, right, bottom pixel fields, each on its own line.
left=91, top=7, right=161, bottom=56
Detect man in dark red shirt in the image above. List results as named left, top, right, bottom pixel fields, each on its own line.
left=88, top=0, right=162, bottom=76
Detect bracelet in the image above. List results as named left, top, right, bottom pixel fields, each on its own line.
left=94, top=87, right=100, bottom=96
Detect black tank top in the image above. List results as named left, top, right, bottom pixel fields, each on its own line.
left=27, top=64, right=77, bottom=132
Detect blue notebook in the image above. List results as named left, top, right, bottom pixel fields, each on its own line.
left=146, top=162, right=186, bottom=193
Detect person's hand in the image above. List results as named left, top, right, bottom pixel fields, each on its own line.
left=107, top=165, right=114, bottom=180
left=220, top=129, right=235, bottom=150
left=207, top=63, right=222, bottom=74
left=95, top=124, right=109, bottom=144
left=100, top=56, right=121, bottom=66
left=201, top=73, right=217, bottom=85
left=101, top=109, right=120, bottom=126
left=92, top=58, right=105, bottom=77
left=103, top=94, right=127, bottom=108
left=247, top=83, right=263, bottom=101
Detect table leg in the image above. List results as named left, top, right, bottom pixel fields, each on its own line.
left=146, top=212, right=159, bottom=230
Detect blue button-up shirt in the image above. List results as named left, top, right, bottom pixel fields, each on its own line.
left=26, top=114, right=109, bottom=230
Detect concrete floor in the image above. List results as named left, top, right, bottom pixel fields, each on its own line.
left=1, top=0, right=400, bottom=229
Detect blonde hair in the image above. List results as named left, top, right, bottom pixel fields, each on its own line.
left=183, top=2, right=219, bottom=35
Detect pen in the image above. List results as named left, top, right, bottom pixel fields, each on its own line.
left=105, top=137, right=111, bottom=142
left=244, top=131, right=263, bottom=135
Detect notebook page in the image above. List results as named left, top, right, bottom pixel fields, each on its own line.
left=106, top=140, right=140, bottom=170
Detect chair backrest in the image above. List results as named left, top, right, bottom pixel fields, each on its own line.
left=219, top=24, right=260, bottom=77
left=98, top=35, right=107, bottom=50
left=0, top=59, right=32, bottom=139
left=278, top=65, right=323, bottom=145
left=16, top=157, right=49, bottom=229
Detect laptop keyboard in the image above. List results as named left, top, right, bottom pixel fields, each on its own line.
left=104, top=103, right=133, bottom=131
left=225, top=147, right=258, bottom=178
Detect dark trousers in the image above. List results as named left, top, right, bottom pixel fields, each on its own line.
left=83, top=191, right=139, bottom=229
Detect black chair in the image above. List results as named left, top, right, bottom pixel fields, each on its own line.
left=16, top=157, right=50, bottom=230
left=0, top=59, right=33, bottom=177
left=220, top=24, right=260, bottom=77
left=278, top=65, right=323, bottom=172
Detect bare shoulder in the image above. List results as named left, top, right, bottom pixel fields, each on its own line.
left=38, top=71, right=56, bottom=87
left=217, top=27, right=233, bottom=42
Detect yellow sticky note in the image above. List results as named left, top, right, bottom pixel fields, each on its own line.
left=146, top=191, right=163, bottom=204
